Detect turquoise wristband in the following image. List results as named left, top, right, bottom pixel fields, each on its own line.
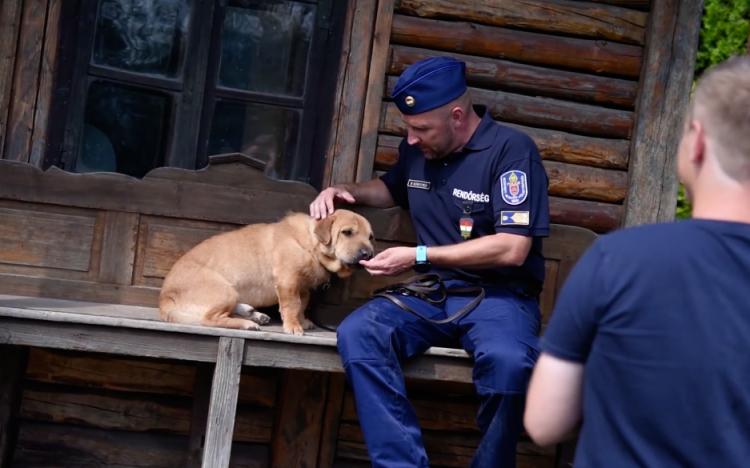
left=416, top=245, right=427, bottom=262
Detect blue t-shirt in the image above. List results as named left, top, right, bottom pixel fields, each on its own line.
left=379, top=105, right=550, bottom=291
left=540, top=218, right=750, bottom=468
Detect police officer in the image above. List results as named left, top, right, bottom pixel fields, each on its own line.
left=309, top=56, right=550, bottom=468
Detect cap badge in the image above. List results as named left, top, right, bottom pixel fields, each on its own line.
left=405, top=96, right=415, bottom=107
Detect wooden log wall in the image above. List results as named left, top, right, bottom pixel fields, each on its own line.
left=333, top=0, right=700, bottom=234
left=351, top=0, right=651, bottom=234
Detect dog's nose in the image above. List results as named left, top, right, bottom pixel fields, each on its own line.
left=359, top=248, right=373, bottom=260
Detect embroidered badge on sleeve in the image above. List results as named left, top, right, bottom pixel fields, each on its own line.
left=500, top=170, right=528, bottom=206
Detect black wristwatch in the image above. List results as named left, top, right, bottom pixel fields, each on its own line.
left=413, top=245, right=431, bottom=274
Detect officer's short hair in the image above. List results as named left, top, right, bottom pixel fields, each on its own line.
left=689, top=54, right=750, bottom=181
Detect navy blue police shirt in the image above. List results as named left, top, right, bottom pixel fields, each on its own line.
left=379, top=105, right=550, bottom=291
left=540, top=218, right=750, bottom=468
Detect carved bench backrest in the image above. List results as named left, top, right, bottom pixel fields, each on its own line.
left=0, top=154, right=596, bottom=330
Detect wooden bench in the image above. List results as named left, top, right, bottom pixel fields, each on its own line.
left=0, top=155, right=596, bottom=468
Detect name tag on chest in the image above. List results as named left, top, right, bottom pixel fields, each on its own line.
left=407, top=179, right=431, bottom=191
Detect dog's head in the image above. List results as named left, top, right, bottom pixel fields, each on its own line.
left=313, top=209, right=375, bottom=277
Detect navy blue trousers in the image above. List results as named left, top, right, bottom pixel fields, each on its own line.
left=336, top=280, right=542, bottom=468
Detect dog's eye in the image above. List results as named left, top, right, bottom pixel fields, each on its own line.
left=369, top=233, right=375, bottom=241
left=342, top=229, right=353, bottom=237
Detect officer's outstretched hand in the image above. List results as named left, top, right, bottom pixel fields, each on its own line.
left=310, top=186, right=355, bottom=220
left=360, top=247, right=414, bottom=276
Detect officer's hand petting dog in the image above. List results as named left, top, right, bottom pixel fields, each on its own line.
left=309, top=186, right=355, bottom=220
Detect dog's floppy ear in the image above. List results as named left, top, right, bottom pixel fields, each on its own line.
left=314, top=214, right=336, bottom=245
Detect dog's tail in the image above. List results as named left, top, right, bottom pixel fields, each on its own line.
left=158, top=292, right=177, bottom=322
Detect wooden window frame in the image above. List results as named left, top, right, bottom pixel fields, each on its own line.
left=43, top=0, right=346, bottom=189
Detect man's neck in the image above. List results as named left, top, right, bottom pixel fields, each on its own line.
left=691, top=187, right=750, bottom=224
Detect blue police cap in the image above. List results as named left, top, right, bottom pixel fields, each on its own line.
left=391, top=57, right=467, bottom=115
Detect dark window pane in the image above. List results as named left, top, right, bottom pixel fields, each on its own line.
left=218, top=0, right=315, bottom=97
left=207, top=100, right=301, bottom=180
left=77, top=80, right=171, bottom=178
left=92, top=0, right=192, bottom=77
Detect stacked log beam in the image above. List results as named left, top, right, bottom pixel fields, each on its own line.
left=363, top=0, right=655, bottom=233
left=13, top=348, right=281, bottom=467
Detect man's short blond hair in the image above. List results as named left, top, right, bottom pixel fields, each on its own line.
left=689, top=54, right=750, bottom=181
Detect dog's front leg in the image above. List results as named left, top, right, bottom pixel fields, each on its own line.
left=275, top=280, right=306, bottom=335
left=297, top=290, right=314, bottom=330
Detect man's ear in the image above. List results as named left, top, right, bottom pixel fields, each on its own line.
left=690, top=120, right=706, bottom=165
left=314, top=214, right=336, bottom=245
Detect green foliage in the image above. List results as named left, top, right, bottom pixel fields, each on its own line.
left=694, top=0, right=749, bottom=78
left=673, top=0, right=749, bottom=220
left=676, top=184, right=692, bottom=220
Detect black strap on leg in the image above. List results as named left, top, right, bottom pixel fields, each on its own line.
left=306, top=274, right=486, bottom=332
left=371, top=273, right=485, bottom=324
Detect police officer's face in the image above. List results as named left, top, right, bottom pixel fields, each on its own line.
left=402, top=111, right=456, bottom=159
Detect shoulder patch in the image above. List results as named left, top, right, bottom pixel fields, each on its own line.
left=500, top=211, right=530, bottom=226
left=499, top=170, right=528, bottom=206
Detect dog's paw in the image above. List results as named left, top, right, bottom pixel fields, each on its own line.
left=240, top=320, right=261, bottom=331
left=233, top=303, right=257, bottom=318
left=250, top=311, right=271, bottom=325
left=300, top=318, right=315, bottom=330
left=283, top=323, right=305, bottom=336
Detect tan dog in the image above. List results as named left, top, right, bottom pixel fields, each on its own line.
left=158, top=210, right=375, bottom=335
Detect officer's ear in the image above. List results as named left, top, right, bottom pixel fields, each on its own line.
left=448, top=105, right=465, bottom=127
left=314, top=214, right=337, bottom=246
